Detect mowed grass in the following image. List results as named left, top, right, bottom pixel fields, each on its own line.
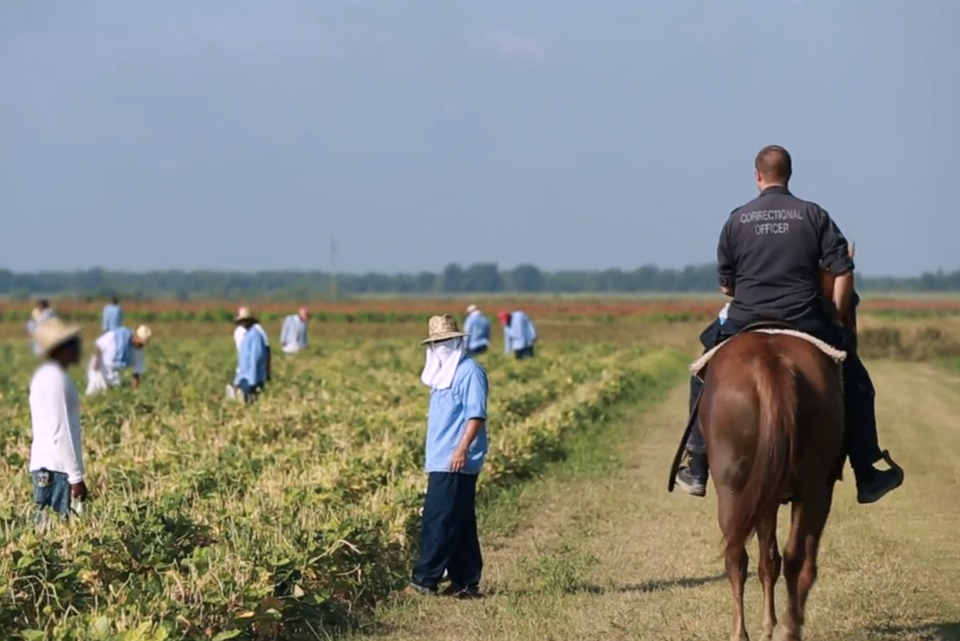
left=0, top=322, right=688, bottom=640
left=354, top=356, right=960, bottom=640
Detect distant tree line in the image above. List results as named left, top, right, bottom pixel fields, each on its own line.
left=1, top=263, right=959, bottom=300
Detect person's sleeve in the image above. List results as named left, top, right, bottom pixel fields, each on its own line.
left=461, top=367, right=488, bottom=421
left=42, top=374, right=84, bottom=483
left=526, top=317, right=537, bottom=342
left=280, top=317, right=291, bottom=345
left=717, top=216, right=736, bottom=289
left=503, top=326, right=511, bottom=353
left=102, top=306, right=109, bottom=330
left=817, top=207, right=855, bottom=276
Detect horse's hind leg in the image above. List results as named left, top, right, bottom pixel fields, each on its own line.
left=773, top=489, right=832, bottom=641
left=757, top=509, right=782, bottom=641
left=719, top=492, right=750, bottom=641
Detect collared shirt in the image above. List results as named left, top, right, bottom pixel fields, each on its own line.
left=718, top=185, right=854, bottom=325
left=96, top=327, right=144, bottom=374
left=102, top=303, right=123, bottom=331
left=425, top=358, right=489, bottom=474
left=503, top=310, right=537, bottom=353
left=235, top=325, right=268, bottom=386
left=234, top=324, right=270, bottom=352
left=463, top=310, right=491, bottom=350
left=280, top=315, right=308, bottom=353
left=29, top=362, right=85, bottom=483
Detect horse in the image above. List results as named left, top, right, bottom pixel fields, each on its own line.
left=697, top=327, right=846, bottom=641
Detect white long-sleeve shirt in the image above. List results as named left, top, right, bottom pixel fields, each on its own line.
left=29, top=362, right=85, bottom=483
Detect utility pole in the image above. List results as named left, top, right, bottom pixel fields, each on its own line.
left=330, top=237, right=337, bottom=302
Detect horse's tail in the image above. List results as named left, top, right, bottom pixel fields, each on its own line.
left=725, top=348, right=799, bottom=555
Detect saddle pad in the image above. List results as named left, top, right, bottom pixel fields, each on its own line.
left=690, top=328, right=847, bottom=378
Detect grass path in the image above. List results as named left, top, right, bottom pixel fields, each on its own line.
left=353, top=361, right=960, bottom=641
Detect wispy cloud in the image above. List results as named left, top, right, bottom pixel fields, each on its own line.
left=474, top=30, right=547, bottom=63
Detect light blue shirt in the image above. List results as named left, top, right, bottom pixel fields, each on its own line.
left=110, top=326, right=134, bottom=368
left=463, top=311, right=490, bottom=351
left=425, top=358, right=489, bottom=474
left=102, top=304, right=123, bottom=331
left=280, top=315, right=308, bottom=350
left=235, top=326, right=268, bottom=386
left=503, top=310, right=537, bottom=353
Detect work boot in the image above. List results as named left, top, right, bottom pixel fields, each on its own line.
left=855, top=452, right=904, bottom=504
left=675, top=452, right=709, bottom=497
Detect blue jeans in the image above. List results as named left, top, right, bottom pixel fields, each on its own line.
left=32, top=469, right=72, bottom=519
left=412, top=472, right=482, bottom=590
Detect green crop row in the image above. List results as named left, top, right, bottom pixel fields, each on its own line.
left=0, top=337, right=687, bottom=640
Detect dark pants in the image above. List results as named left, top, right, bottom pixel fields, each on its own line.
left=685, top=316, right=883, bottom=474
left=514, top=345, right=535, bottom=359
left=32, top=469, right=71, bottom=519
left=412, top=472, right=483, bottom=590
left=468, top=345, right=489, bottom=356
left=237, top=379, right=264, bottom=404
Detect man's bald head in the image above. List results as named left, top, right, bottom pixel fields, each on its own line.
left=754, top=145, right=792, bottom=186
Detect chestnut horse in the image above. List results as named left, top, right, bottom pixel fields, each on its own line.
left=699, top=244, right=856, bottom=641
left=700, top=330, right=845, bottom=641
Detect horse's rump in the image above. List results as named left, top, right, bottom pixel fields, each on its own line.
left=702, top=332, right=845, bottom=554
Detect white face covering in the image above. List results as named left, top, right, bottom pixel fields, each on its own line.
left=420, top=337, right=466, bottom=390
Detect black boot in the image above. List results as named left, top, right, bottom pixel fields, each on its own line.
left=843, top=355, right=905, bottom=504
left=855, top=452, right=904, bottom=504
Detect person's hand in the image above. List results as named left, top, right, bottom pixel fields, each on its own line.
left=449, top=447, right=467, bottom=472
left=70, top=481, right=88, bottom=501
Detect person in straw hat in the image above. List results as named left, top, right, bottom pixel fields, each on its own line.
left=405, top=314, right=489, bottom=599
left=229, top=307, right=270, bottom=403
left=29, top=317, right=88, bottom=524
left=25, top=299, right=55, bottom=356
left=86, top=323, right=153, bottom=395
left=462, top=304, right=490, bottom=356
left=233, top=306, right=271, bottom=380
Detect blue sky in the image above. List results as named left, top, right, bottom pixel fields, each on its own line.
left=1, top=0, right=957, bottom=276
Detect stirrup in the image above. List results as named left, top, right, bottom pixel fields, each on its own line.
left=880, top=450, right=904, bottom=480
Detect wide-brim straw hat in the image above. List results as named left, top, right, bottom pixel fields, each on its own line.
left=420, top=314, right=468, bottom=346
left=235, top=307, right=257, bottom=323
left=135, top=325, right=153, bottom=344
left=33, top=318, right=82, bottom=356
left=466, top=304, right=478, bottom=314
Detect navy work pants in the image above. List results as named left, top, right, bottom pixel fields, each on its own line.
left=514, top=345, right=535, bottom=360
left=685, top=317, right=883, bottom=474
left=411, top=472, right=483, bottom=590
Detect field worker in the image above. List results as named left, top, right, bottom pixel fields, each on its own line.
left=406, top=314, right=488, bottom=599
left=29, top=318, right=88, bottom=524
left=280, top=307, right=309, bottom=354
left=230, top=308, right=269, bottom=403
left=26, top=299, right=55, bottom=356
left=101, top=296, right=123, bottom=332
left=498, top=310, right=537, bottom=359
left=86, top=325, right=153, bottom=395
left=233, top=306, right=271, bottom=381
left=674, top=145, right=903, bottom=505
left=463, top=304, right=490, bottom=356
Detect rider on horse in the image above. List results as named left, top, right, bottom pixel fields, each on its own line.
left=675, top=145, right=904, bottom=505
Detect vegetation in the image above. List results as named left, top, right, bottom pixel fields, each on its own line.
left=4, top=262, right=960, bottom=300
left=0, top=330, right=686, bottom=640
